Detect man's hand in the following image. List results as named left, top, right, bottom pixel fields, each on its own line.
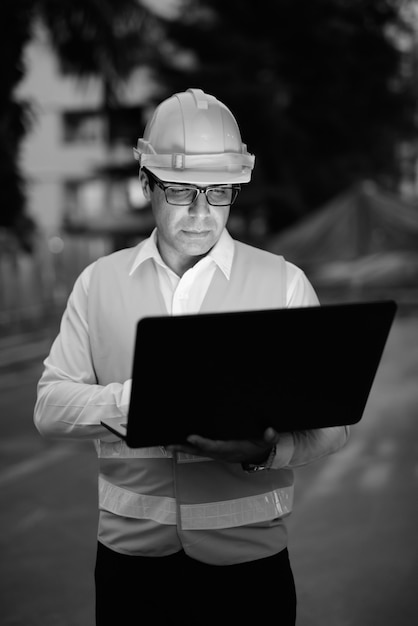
left=166, top=427, right=280, bottom=464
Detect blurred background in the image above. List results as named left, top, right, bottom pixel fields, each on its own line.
left=1, top=1, right=418, bottom=624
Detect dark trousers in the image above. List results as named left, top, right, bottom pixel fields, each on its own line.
left=95, top=541, right=297, bottom=625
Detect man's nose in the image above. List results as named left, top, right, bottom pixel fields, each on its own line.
left=189, top=190, right=210, bottom=216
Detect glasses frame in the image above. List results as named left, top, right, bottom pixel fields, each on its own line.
left=145, top=169, right=241, bottom=207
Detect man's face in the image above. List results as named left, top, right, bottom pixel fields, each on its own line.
left=140, top=171, right=230, bottom=274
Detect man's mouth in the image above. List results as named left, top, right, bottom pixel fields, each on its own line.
left=182, top=229, right=210, bottom=236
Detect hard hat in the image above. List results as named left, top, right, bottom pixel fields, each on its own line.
left=133, top=88, right=255, bottom=185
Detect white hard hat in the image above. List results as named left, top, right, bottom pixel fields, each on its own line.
left=133, top=88, right=255, bottom=185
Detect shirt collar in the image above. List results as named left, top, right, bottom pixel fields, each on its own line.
left=129, top=227, right=234, bottom=280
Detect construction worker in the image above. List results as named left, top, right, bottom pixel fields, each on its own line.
left=34, top=88, right=349, bottom=626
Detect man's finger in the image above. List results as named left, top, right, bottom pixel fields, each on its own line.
left=264, top=427, right=279, bottom=444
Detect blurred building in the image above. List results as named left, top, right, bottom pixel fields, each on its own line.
left=16, top=25, right=156, bottom=247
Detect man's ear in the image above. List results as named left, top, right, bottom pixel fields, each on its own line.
left=139, top=170, right=151, bottom=201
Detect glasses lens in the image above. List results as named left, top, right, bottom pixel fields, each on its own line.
left=206, top=187, right=234, bottom=206
left=166, top=186, right=197, bottom=205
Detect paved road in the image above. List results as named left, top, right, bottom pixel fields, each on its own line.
left=0, top=357, right=97, bottom=626
left=1, top=314, right=417, bottom=625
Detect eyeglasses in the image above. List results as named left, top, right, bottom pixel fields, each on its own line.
left=145, top=170, right=241, bottom=207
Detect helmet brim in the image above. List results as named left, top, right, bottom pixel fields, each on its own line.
left=144, top=166, right=252, bottom=186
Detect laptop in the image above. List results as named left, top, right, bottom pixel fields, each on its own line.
left=101, top=300, right=397, bottom=448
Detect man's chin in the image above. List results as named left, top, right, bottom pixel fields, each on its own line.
left=179, top=230, right=215, bottom=253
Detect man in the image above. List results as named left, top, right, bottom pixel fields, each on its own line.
left=34, top=88, right=349, bottom=625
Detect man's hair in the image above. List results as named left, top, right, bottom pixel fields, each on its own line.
left=142, top=168, right=155, bottom=191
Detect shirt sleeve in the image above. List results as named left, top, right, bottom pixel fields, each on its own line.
left=286, top=262, right=320, bottom=308
left=33, top=263, right=131, bottom=441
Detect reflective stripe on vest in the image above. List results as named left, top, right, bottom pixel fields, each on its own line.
left=95, top=441, right=169, bottom=459
left=99, top=476, right=177, bottom=525
left=98, top=476, right=293, bottom=530
left=95, top=440, right=212, bottom=463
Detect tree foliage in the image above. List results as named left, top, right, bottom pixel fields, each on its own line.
left=0, top=0, right=155, bottom=250
left=154, top=0, right=418, bottom=231
left=37, top=0, right=156, bottom=106
left=0, top=0, right=34, bottom=250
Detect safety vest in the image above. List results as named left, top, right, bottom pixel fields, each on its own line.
left=88, top=239, right=294, bottom=564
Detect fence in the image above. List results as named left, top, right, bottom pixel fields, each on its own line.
left=0, top=229, right=112, bottom=337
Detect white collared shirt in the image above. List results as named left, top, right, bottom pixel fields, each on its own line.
left=129, top=228, right=234, bottom=315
